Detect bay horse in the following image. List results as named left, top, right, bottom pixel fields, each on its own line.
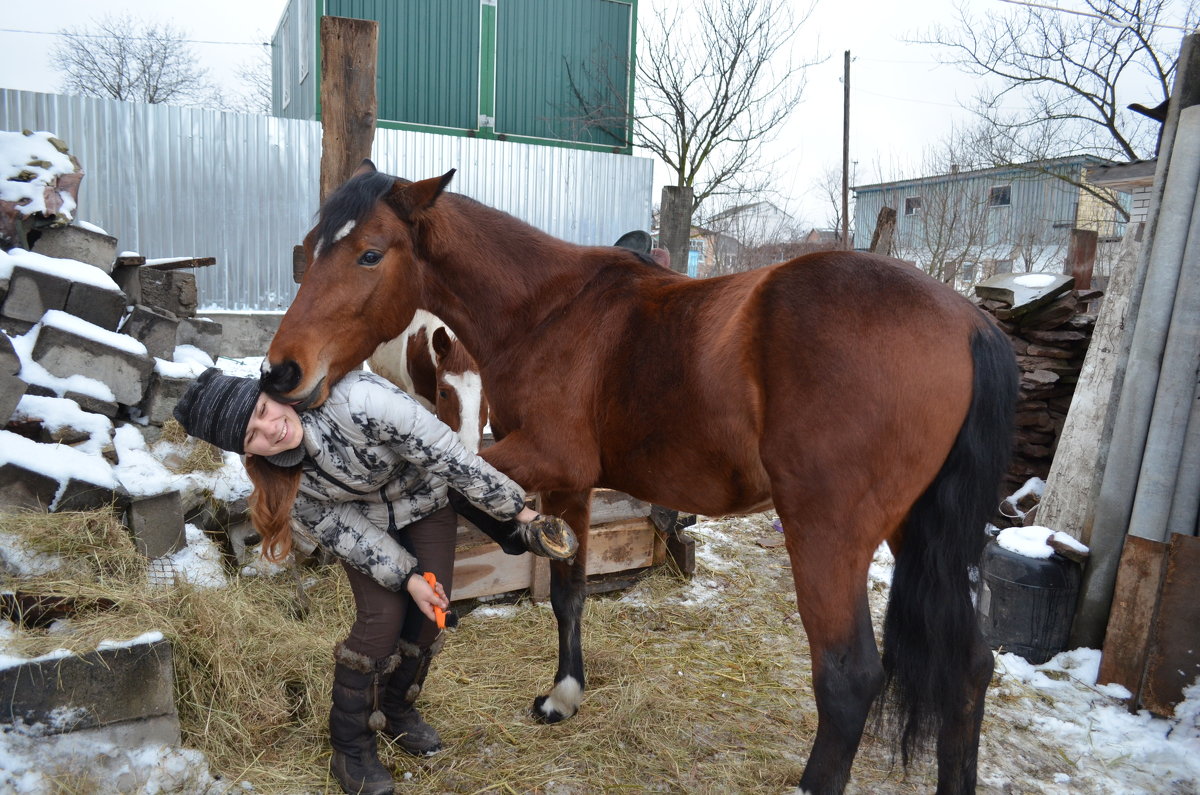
left=367, top=309, right=489, bottom=453
left=263, top=162, right=1018, bottom=794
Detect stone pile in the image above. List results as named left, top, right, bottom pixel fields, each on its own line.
left=975, top=273, right=1100, bottom=516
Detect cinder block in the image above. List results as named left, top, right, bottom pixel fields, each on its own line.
left=64, top=280, right=127, bottom=332
left=54, top=478, right=123, bottom=513
left=0, top=462, right=58, bottom=512
left=31, top=317, right=154, bottom=406
left=63, top=390, right=119, bottom=418
left=121, top=305, right=179, bottom=361
left=125, top=491, right=186, bottom=559
left=30, top=225, right=119, bottom=274
left=1, top=265, right=71, bottom=324
left=139, top=370, right=192, bottom=426
left=176, top=316, right=222, bottom=360
left=0, top=332, right=19, bottom=375
left=0, top=638, right=178, bottom=735
left=0, top=371, right=27, bottom=425
left=135, top=269, right=197, bottom=318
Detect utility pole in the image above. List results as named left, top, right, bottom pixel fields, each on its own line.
left=842, top=50, right=851, bottom=249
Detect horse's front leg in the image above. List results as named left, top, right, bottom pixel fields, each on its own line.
left=481, top=431, right=599, bottom=494
left=531, top=488, right=591, bottom=723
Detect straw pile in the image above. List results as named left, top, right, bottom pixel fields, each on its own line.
left=2, top=509, right=958, bottom=793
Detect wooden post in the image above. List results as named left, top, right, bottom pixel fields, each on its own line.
left=869, top=206, right=896, bottom=256
left=319, top=16, right=379, bottom=203
left=1066, top=228, right=1098, bottom=290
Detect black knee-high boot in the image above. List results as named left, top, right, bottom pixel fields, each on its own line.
left=379, top=636, right=444, bottom=756
left=329, top=644, right=402, bottom=795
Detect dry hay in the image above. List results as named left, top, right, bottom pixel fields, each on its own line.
left=159, top=418, right=226, bottom=474
left=2, top=509, right=953, bottom=794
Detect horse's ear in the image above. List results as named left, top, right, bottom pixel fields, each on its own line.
left=400, top=169, right=456, bottom=214
left=353, top=159, right=377, bottom=178
left=431, top=326, right=453, bottom=358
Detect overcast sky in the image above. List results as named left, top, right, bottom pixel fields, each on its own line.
left=0, top=0, right=1175, bottom=229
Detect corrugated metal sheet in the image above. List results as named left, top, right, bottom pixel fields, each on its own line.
left=329, top=0, right=480, bottom=129
left=497, top=0, right=632, bottom=145
left=1, top=89, right=653, bottom=310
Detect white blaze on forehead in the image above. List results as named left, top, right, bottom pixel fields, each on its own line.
left=445, top=370, right=484, bottom=453
left=333, top=220, right=356, bottom=243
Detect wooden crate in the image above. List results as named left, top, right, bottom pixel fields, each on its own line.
left=450, top=489, right=667, bottom=602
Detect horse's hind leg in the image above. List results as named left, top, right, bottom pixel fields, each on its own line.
left=783, top=521, right=884, bottom=794
left=531, top=489, right=590, bottom=723
left=936, top=627, right=993, bottom=793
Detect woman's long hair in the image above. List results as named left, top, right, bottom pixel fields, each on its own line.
left=244, top=455, right=302, bottom=563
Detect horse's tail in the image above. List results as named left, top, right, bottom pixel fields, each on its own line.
left=879, top=320, right=1017, bottom=763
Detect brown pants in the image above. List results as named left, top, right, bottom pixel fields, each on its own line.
left=340, top=505, right=457, bottom=658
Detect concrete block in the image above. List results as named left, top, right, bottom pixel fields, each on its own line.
left=198, top=311, right=282, bottom=358
left=121, top=305, right=179, bottom=361
left=31, top=317, right=154, bottom=406
left=63, top=389, right=119, bottom=418
left=125, top=491, right=186, bottom=559
left=0, top=462, right=58, bottom=512
left=176, top=316, right=222, bottom=360
left=30, top=225, right=119, bottom=274
left=136, top=269, right=197, bottom=318
left=0, top=637, right=178, bottom=735
left=54, top=478, right=123, bottom=513
left=1, top=265, right=71, bottom=324
left=0, top=316, right=34, bottom=336
left=0, top=332, right=19, bottom=376
left=0, top=371, right=27, bottom=425
left=64, top=280, right=127, bottom=332
left=139, top=370, right=192, bottom=426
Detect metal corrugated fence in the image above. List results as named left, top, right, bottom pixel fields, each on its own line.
left=1, top=89, right=653, bottom=310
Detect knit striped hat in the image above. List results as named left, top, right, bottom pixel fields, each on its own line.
left=172, top=368, right=261, bottom=454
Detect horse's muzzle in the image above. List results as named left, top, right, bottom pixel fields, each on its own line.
left=260, top=360, right=326, bottom=408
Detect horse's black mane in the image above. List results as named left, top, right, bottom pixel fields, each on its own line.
left=314, top=170, right=399, bottom=252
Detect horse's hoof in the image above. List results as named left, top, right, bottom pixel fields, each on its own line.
left=532, top=677, right=583, bottom=723
left=521, top=515, right=580, bottom=561
left=532, top=695, right=571, bottom=724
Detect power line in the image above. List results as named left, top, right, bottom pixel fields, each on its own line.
left=996, top=0, right=1199, bottom=32
left=0, top=27, right=268, bottom=47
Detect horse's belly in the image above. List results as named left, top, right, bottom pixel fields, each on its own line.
left=600, top=450, right=773, bottom=517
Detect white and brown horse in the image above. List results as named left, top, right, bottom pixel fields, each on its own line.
left=368, top=309, right=488, bottom=453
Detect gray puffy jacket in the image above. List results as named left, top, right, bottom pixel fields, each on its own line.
left=290, top=370, right=525, bottom=590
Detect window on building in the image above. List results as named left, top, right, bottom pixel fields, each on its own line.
left=904, top=196, right=922, bottom=215
left=988, top=185, right=1011, bottom=207
left=961, top=261, right=976, bottom=284
left=993, top=259, right=1013, bottom=275
left=687, top=238, right=705, bottom=278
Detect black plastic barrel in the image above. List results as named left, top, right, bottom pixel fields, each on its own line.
left=977, top=539, right=1082, bottom=664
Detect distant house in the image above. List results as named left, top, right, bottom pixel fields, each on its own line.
left=705, top=201, right=799, bottom=248
left=852, top=155, right=1129, bottom=291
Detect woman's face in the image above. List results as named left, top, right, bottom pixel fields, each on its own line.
left=243, top=394, right=304, bottom=456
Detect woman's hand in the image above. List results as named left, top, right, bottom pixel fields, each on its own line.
left=406, top=572, right=449, bottom=623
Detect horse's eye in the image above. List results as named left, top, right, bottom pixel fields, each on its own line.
left=358, top=250, right=383, bottom=267
left=438, top=390, right=449, bottom=399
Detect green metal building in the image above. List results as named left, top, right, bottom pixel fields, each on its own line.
left=271, top=0, right=637, bottom=154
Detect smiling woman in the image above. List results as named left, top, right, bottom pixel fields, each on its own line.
left=170, top=366, right=578, bottom=794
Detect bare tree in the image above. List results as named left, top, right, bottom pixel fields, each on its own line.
left=224, top=45, right=274, bottom=115
left=638, top=0, right=817, bottom=213
left=913, top=0, right=1198, bottom=217
left=50, top=13, right=216, bottom=106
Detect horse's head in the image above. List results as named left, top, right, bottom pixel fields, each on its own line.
left=431, top=326, right=489, bottom=454
left=262, top=160, right=455, bottom=408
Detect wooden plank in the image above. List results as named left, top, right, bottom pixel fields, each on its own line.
left=318, top=16, right=378, bottom=203
left=590, top=489, right=651, bottom=525
left=1141, top=534, right=1200, bottom=717
left=145, top=256, right=216, bottom=271
left=1097, top=535, right=1166, bottom=692
left=587, top=519, right=657, bottom=576
left=450, top=518, right=658, bottom=601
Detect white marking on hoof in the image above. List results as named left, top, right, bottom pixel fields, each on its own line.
left=538, top=676, right=583, bottom=719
